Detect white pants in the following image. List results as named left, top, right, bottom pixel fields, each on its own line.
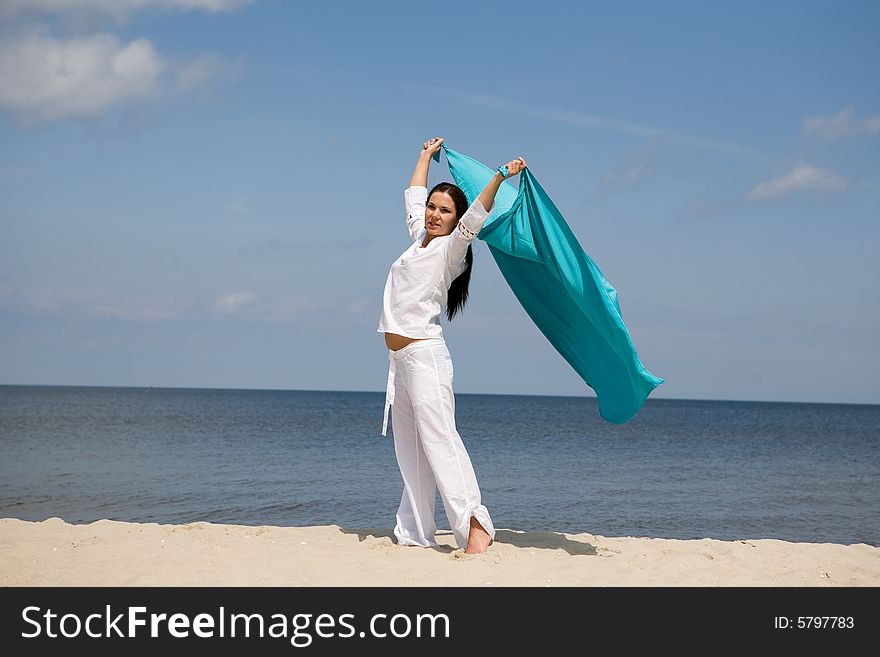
left=381, top=337, right=495, bottom=549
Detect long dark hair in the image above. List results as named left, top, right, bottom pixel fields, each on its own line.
left=428, top=182, right=473, bottom=322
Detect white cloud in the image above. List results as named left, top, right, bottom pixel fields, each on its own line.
left=0, top=32, right=165, bottom=122
left=746, top=164, right=851, bottom=202
left=0, top=0, right=254, bottom=21
left=803, top=107, right=880, bottom=141
left=157, top=0, right=253, bottom=10
left=0, top=0, right=249, bottom=124
left=0, top=31, right=239, bottom=123
left=215, top=291, right=257, bottom=314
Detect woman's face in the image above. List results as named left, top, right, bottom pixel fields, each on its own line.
left=425, top=191, right=458, bottom=238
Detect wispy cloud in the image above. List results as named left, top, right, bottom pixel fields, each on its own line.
left=214, top=291, right=257, bottom=314
left=0, top=287, right=186, bottom=321
left=237, top=237, right=372, bottom=257
left=685, top=196, right=723, bottom=220
left=406, top=84, right=769, bottom=162
left=0, top=0, right=254, bottom=21
left=23, top=293, right=65, bottom=313
left=803, top=107, right=880, bottom=141
left=225, top=194, right=248, bottom=214
left=0, top=286, right=325, bottom=324
left=745, top=164, right=851, bottom=202
left=348, top=296, right=370, bottom=315
left=175, top=52, right=241, bottom=92
left=92, top=304, right=180, bottom=321
left=256, top=295, right=322, bottom=323
left=593, top=141, right=655, bottom=199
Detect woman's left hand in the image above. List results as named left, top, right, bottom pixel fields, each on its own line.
left=501, top=156, right=527, bottom=177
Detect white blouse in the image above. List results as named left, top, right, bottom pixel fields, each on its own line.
left=377, top=185, right=493, bottom=340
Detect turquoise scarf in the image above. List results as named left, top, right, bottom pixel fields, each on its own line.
left=439, top=145, right=664, bottom=423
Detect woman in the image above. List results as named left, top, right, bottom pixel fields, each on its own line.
left=377, top=137, right=526, bottom=554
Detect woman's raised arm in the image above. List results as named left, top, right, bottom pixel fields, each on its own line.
left=446, top=155, right=528, bottom=265
left=409, top=137, right=444, bottom=187
left=478, top=156, right=526, bottom=210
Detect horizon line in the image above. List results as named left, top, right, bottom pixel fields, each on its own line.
left=0, top=383, right=876, bottom=408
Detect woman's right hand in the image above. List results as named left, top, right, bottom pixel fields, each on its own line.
left=422, top=137, right=444, bottom=158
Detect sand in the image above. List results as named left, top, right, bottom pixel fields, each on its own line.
left=1, top=517, right=878, bottom=586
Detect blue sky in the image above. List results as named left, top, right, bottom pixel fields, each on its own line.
left=1, top=0, right=878, bottom=404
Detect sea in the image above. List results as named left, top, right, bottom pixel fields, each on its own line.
left=1, top=385, right=877, bottom=546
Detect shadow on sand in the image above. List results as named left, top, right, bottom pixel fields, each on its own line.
left=339, top=527, right=596, bottom=556
left=339, top=528, right=456, bottom=554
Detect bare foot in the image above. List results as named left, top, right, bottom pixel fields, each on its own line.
left=464, top=515, right=493, bottom=554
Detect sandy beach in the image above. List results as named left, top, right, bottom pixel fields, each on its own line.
left=1, top=517, right=878, bottom=586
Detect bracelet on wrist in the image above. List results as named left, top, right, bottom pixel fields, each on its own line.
left=497, top=165, right=509, bottom=178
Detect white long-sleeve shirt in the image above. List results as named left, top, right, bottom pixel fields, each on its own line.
left=377, top=185, right=493, bottom=339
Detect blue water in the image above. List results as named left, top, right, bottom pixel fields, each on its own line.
left=1, top=385, right=877, bottom=545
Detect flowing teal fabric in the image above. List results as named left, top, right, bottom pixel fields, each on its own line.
left=441, top=145, right=664, bottom=423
